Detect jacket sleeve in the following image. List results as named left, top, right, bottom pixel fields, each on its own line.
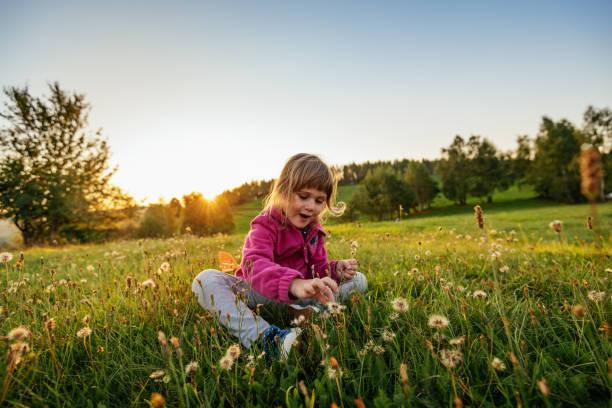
left=241, top=217, right=302, bottom=303
left=311, top=235, right=341, bottom=283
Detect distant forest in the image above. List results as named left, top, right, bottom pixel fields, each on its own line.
left=1, top=82, right=609, bottom=245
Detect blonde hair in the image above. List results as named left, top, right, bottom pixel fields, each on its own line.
left=263, top=153, right=345, bottom=223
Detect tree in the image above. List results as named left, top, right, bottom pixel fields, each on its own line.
left=511, top=135, right=532, bottom=183
left=352, top=166, right=414, bottom=220
left=0, top=82, right=132, bottom=245
left=182, top=192, right=235, bottom=236
left=137, top=199, right=182, bottom=238
left=526, top=117, right=581, bottom=203
left=404, top=161, right=439, bottom=211
left=436, top=136, right=471, bottom=205
left=467, top=136, right=509, bottom=203
left=207, top=195, right=235, bottom=234
left=182, top=192, right=209, bottom=235
left=582, top=106, right=612, bottom=152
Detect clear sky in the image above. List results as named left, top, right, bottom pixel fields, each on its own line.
left=1, top=0, right=611, bottom=202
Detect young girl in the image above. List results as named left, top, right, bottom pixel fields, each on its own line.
left=192, top=153, right=367, bottom=358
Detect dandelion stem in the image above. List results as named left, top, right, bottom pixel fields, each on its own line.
left=46, top=327, right=62, bottom=379
left=334, top=377, right=344, bottom=408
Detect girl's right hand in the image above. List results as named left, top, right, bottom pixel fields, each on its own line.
left=289, top=277, right=338, bottom=306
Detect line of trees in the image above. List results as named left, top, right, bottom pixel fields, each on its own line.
left=341, top=106, right=611, bottom=220
left=1, top=82, right=609, bottom=245
left=217, top=179, right=274, bottom=207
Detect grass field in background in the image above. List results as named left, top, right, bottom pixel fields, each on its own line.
left=0, top=200, right=610, bottom=407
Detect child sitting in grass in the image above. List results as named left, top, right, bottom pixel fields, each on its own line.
left=192, top=153, right=367, bottom=358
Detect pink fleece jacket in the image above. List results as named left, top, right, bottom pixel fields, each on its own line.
left=235, top=207, right=340, bottom=303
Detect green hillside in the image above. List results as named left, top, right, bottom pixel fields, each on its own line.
left=232, top=184, right=540, bottom=235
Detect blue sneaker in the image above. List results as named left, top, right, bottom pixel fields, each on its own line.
left=257, top=325, right=301, bottom=360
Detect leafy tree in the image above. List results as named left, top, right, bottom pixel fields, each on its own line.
left=582, top=106, right=612, bottom=152
left=467, top=136, right=509, bottom=203
left=182, top=192, right=234, bottom=236
left=404, top=161, right=438, bottom=211
left=182, top=192, right=209, bottom=235
left=0, top=82, right=132, bottom=246
left=437, top=135, right=511, bottom=204
left=526, top=117, right=581, bottom=202
left=436, top=136, right=471, bottom=205
left=207, top=195, right=235, bottom=234
left=352, top=166, right=414, bottom=220
left=511, top=135, right=532, bottom=183
left=137, top=199, right=182, bottom=238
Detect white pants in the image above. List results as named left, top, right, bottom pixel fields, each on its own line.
left=192, top=269, right=367, bottom=348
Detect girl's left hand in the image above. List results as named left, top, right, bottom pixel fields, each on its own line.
left=337, top=259, right=358, bottom=280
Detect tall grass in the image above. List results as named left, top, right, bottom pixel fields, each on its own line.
left=0, top=203, right=610, bottom=407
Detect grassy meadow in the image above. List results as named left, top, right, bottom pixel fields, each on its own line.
left=1, top=201, right=611, bottom=407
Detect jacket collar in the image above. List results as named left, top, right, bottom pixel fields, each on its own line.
left=266, top=207, right=326, bottom=236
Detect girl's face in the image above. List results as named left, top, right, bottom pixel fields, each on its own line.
left=287, top=188, right=327, bottom=228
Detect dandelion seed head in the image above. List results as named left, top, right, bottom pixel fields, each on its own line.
left=428, top=314, right=450, bottom=329
left=0, top=252, right=13, bottom=263
left=327, top=366, right=343, bottom=379
left=141, top=279, right=156, bottom=289
left=291, top=314, right=306, bottom=326
left=149, top=370, right=165, bottom=379
left=76, top=327, right=92, bottom=338
left=472, top=290, right=487, bottom=299
left=587, top=291, right=605, bottom=302
left=8, top=326, right=31, bottom=341
left=226, top=344, right=241, bottom=360
left=185, top=361, right=199, bottom=375
left=391, top=297, right=409, bottom=313
left=439, top=349, right=462, bottom=369
left=449, top=336, right=465, bottom=346
left=382, top=329, right=396, bottom=342
left=9, top=341, right=29, bottom=364
left=549, top=220, right=562, bottom=233
left=327, top=302, right=346, bottom=316
left=159, top=262, right=170, bottom=273
left=219, top=355, right=234, bottom=370
left=491, top=357, right=506, bottom=371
